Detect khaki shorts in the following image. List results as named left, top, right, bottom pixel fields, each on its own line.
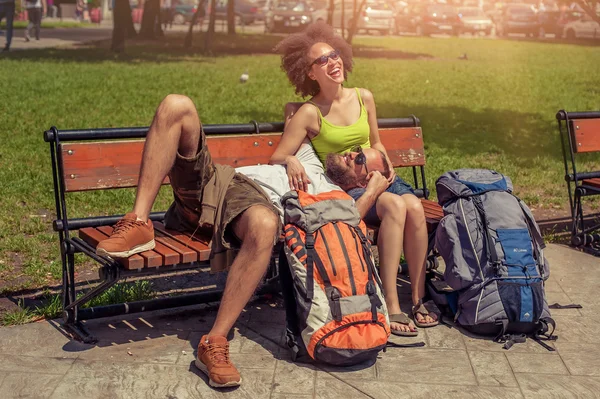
left=163, top=129, right=280, bottom=253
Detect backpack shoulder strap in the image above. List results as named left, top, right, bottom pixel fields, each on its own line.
left=472, top=196, right=501, bottom=269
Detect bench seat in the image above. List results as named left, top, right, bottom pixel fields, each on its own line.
left=79, top=198, right=443, bottom=270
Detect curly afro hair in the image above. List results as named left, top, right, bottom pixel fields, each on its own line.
left=274, top=22, right=353, bottom=98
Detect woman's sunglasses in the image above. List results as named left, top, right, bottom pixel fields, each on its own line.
left=311, top=50, right=340, bottom=67
left=351, top=145, right=369, bottom=174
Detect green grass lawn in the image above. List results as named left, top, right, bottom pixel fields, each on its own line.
left=0, top=33, right=599, bottom=293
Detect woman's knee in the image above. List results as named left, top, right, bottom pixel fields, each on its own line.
left=403, top=195, right=426, bottom=228
left=376, top=193, right=407, bottom=222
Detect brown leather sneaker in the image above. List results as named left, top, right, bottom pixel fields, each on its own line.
left=96, top=213, right=155, bottom=258
left=195, top=335, right=241, bottom=388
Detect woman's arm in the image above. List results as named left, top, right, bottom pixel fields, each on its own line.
left=269, top=104, right=318, bottom=191
left=361, top=89, right=395, bottom=182
left=269, top=104, right=315, bottom=165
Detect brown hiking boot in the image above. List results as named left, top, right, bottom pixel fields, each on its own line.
left=96, top=213, right=155, bottom=258
left=195, top=335, right=241, bottom=388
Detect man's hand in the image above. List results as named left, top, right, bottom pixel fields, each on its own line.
left=286, top=155, right=311, bottom=192
left=385, top=157, right=396, bottom=184
left=365, top=171, right=390, bottom=198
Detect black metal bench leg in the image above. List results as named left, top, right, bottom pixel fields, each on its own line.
left=63, top=308, right=98, bottom=344
left=68, top=252, right=76, bottom=305
left=571, top=189, right=584, bottom=246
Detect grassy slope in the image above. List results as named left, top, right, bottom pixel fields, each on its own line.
left=0, top=33, right=598, bottom=292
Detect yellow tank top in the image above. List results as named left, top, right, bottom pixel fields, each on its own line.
left=308, top=88, right=371, bottom=165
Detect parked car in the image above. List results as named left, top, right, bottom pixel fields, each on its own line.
left=563, top=12, right=600, bottom=40
left=264, top=0, right=327, bottom=33
left=395, top=2, right=460, bottom=36
left=496, top=4, right=540, bottom=37
left=171, top=0, right=202, bottom=25
left=457, top=6, right=493, bottom=36
left=331, top=0, right=395, bottom=35
left=213, top=0, right=262, bottom=25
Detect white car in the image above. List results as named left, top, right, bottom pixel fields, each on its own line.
left=330, top=0, right=395, bottom=35
left=563, top=13, right=600, bottom=40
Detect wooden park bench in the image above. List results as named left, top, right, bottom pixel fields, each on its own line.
left=557, top=110, right=600, bottom=257
left=45, top=109, right=443, bottom=342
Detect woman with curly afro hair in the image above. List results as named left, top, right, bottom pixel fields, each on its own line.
left=270, top=22, right=438, bottom=336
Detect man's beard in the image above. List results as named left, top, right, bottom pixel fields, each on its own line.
left=325, top=153, right=358, bottom=188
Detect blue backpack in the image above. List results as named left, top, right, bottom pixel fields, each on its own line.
left=430, top=169, right=562, bottom=350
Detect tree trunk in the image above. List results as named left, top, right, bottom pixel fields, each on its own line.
left=345, top=0, right=366, bottom=44
left=204, top=0, right=218, bottom=53
left=126, top=1, right=137, bottom=38
left=341, top=0, right=345, bottom=36
left=111, top=0, right=136, bottom=52
left=327, top=0, right=334, bottom=25
left=184, top=0, right=207, bottom=48
left=227, top=0, right=236, bottom=35
left=140, top=0, right=163, bottom=39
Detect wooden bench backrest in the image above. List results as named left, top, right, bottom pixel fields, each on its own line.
left=571, top=119, right=600, bottom=153
left=60, top=105, right=424, bottom=192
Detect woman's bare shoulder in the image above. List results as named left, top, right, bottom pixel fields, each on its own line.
left=357, top=87, right=375, bottom=104
left=291, top=102, right=320, bottom=123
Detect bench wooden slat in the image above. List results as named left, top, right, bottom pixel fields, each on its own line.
left=583, top=178, right=600, bottom=189
left=155, top=235, right=198, bottom=264
left=97, top=226, right=163, bottom=268
left=149, top=241, right=180, bottom=265
left=153, top=222, right=211, bottom=262
left=421, top=199, right=443, bottom=233
left=60, top=128, right=424, bottom=192
left=572, top=119, right=600, bottom=153
left=422, top=199, right=444, bottom=217
left=79, top=227, right=144, bottom=269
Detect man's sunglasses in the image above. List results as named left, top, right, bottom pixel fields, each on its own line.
left=311, top=50, right=340, bottom=67
left=351, top=145, right=368, bottom=174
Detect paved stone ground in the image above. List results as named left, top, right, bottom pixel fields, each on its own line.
left=0, top=19, right=265, bottom=52
left=0, top=243, right=599, bottom=399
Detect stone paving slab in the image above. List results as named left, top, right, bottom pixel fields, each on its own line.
left=0, top=243, right=599, bottom=399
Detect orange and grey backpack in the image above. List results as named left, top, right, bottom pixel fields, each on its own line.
left=279, top=190, right=391, bottom=366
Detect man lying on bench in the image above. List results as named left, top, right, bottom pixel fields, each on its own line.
left=95, top=94, right=397, bottom=389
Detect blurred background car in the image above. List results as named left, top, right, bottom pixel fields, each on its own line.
left=212, top=0, right=263, bottom=25
left=496, top=3, right=540, bottom=37
left=457, top=6, right=494, bottom=36
left=395, top=2, right=460, bottom=36
left=264, top=0, right=327, bottom=33
left=331, top=0, right=395, bottom=36
left=548, top=9, right=583, bottom=38
left=171, top=0, right=201, bottom=25
left=170, top=0, right=261, bottom=26
left=563, top=12, right=600, bottom=40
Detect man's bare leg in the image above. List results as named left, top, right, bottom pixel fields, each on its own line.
left=402, top=194, right=437, bottom=325
left=208, top=205, right=280, bottom=337
left=195, top=205, right=279, bottom=388
left=96, top=95, right=202, bottom=258
left=375, top=193, right=416, bottom=334
left=132, top=94, right=201, bottom=221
